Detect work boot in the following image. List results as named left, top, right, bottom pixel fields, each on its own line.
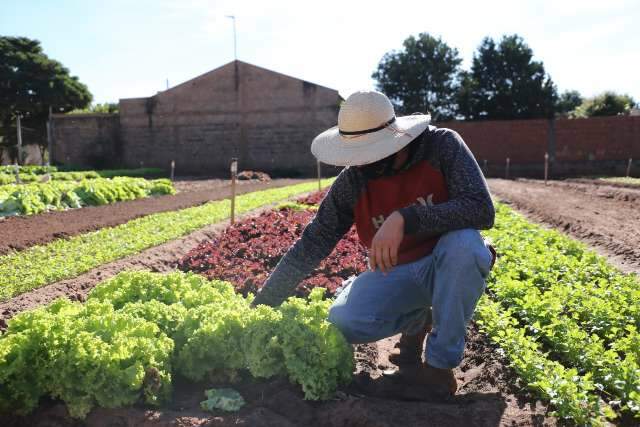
left=414, top=362, right=457, bottom=395
left=381, top=361, right=457, bottom=397
left=388, top=323, right=432, bottom=367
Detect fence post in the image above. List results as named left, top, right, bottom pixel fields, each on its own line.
left=483, top=159, right=488, bottom=177
left=317, top=160, right=322, bottom=192
left=16, top=115, right=23, bottom=166
left=505, top=158, right=510, bottom=179
left=14, top=163, right=22, bottom=184
left=47, top=106, right=53, bottom=166
left=626, top=158, right=633, bottom=178
left=45, top=121, right=51, bottom=166
left=230, top=158, right=238, bottom=225
left=170, top=160, right=175, bottom=181
left=544, top=153, right=549, bottom=185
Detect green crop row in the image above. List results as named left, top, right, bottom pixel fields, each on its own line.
left=489, top=275, right=640, bottom=416
left=0, top=165, right=57, bottom=174
left=0, top=271, right=353, bottom=418
left=0, top=179, right=333, bottom=301
left=0, top=177, right=175, bottom=216
left=476, top=297, right=613, bottom=425
left=0, top=167, right=165, bottom=185
left=478, top=202, right=640, bottom=422
left=485, top=204, right=640, bottom=344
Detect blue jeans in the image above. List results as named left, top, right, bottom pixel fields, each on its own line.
left=328, top=229, right=493, bottom=369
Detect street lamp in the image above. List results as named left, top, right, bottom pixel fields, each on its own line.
left=225, top=15, right=237, bottom=61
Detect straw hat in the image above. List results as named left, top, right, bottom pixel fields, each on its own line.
left=311, top=90, right=431, bottom=167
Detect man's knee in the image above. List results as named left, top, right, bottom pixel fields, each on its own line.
left=328, top=304, right=357, bottom=343
left=328, top=304, right=384, bottom=344
left=435, top=229, right=493, bottom=277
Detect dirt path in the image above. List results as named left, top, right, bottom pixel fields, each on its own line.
left=488, top=178, right=640, bottom=275
left=0, top=178, right=306, bottom=255
left=4, top=323, right=554, bottom=427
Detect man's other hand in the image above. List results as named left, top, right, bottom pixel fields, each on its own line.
left=369, top=211, right=404, bottom=274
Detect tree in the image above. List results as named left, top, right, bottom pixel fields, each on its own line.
left=0, top=36, right=92, bottom=163
left=372, top=33, right=463, bottom=121
left=457, top=34, right=557, bottom=120
left=70, top=102, right=119, bottom=114
left=571, top=91, right=637, bottom=118
left=555, top=90, right=583, bottom=117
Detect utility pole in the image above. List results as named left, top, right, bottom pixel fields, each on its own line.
left=225, top=15, right=237, bottom=61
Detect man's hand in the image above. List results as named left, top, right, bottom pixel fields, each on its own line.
left=369, top=211, right=404, bottom=274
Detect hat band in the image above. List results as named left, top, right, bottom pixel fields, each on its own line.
left=339, top=116, right=396, bottom=136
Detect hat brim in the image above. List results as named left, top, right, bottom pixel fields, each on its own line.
left=311, top=114, right=431, bottom=167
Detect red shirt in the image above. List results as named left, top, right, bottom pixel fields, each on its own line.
left=354, top=160, right=449, bottom=264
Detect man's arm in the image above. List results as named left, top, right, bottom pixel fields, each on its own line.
left=251, top=169, right=356, bottom=307
left=398, top=129, right=495, bottom=235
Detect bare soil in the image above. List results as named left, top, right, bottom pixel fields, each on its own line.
left=0, top=178, right=306, bottom=255
left=488, top=178, right=640, bottom=275
left=2, top=323, right=555, bottom=427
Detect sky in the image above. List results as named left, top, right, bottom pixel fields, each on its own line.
left=1, top=0, right=639, bottom=104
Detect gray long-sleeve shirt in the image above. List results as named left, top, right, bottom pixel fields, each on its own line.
left=253, top=125, right=494, bottom=307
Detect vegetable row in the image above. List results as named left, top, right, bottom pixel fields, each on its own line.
left=478, top=202, right=640, bottom=423
left=0, top=271, right=353, bottom=419
left=178, top=201, right=367, bottom=297
left=0, top=167, right=165, bottom=186
left=0, top=177, right=175, bottom=216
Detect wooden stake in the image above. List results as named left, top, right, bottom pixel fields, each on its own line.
left=170, top=160, right=175, bottom=181
left=14, top=163, right=21, bottom=184
left=483, top=159, right=488, bottom=176
left=505, top=157, right=510, bottom=179
left=317, top=160, right=321, bottom=192
left=230, top=158, right=238, bottom=225
left=16, top=115, right=23, bottom=166
left=45, top=120, right=51, bottom=166
left=47, top=106, right=53, bottom=166
left=544, top=152, right=549, bottom=185
left=626, top=158, right=633, bottom=178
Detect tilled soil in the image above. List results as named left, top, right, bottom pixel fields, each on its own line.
left=489, top=178, right=640, bottom=275
left=0, top=178, right=306, bottom=255
left=3, top=324, right=555, bottom=427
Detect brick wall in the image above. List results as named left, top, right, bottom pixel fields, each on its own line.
left=440, top=115, right=640, bottom=177
left=51, top=114, right=120, bottom=168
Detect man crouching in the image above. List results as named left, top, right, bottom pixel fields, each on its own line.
left=252, top=90, right=495, bottom=396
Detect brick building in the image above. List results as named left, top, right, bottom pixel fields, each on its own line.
left=51, top=60, right=342, bottom=176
